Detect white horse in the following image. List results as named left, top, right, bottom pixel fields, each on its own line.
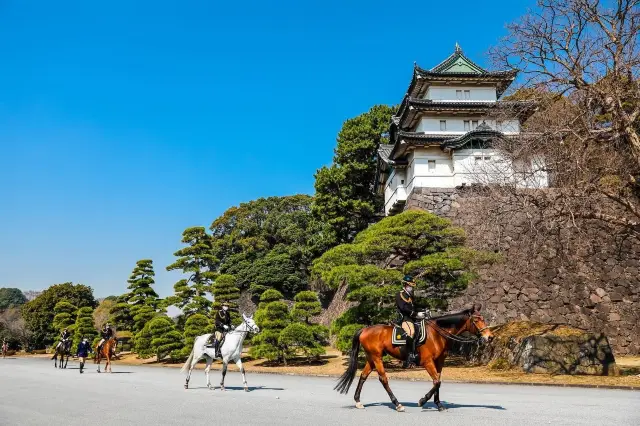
left=181, top=313, right=259, bottom=391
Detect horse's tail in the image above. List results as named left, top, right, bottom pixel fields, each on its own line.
left=334, top=328, right=364, bottom=395
left=180, top=347, right=195, bottom=374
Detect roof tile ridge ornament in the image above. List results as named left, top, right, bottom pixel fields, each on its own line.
left=455, top=42, right=462, bottom=53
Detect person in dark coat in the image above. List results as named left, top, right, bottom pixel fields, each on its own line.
left=76, top=337, right=93, bottom=374
left=396, top=275, right=425, bottom=368
left=206, top=302, right=232, bottom=358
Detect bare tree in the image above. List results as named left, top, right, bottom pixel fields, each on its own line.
left=0, top=308, right=33, bottom=351
left=468, top=0, right=640, bottom=241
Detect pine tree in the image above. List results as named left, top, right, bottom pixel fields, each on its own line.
left=73, top=306, right=98, bottom=347
left=250, top=289, right=291, bottom=363
left=279, top=323, right=325, bottom=361
left=148, top=316, right=183, bottom=360
left=125, top=259, right=159, bottom=332
left=181, top=313, right=210, bottom=356
left=52, top=301, right=77, bottom=333
left=166, top=227, right=217, bottom=317
left=108, top=293, right=134, bottom=331
left=291, top=291, right=322, bottom=324
left=134, top=322, right=154, bottom=359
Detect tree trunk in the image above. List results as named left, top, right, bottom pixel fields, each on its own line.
left=627, top=127, right=640, bottom=169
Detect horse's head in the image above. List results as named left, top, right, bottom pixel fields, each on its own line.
left=242, top=313, right=260, bottom=334
left=466, top=304, right=493, bottom=343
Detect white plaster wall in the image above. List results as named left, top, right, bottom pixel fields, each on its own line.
left=415, top=117, right=520, bottom=134
left=424, top=86, right=497, bottom=102
left=384, top=168, right=408, bottom=215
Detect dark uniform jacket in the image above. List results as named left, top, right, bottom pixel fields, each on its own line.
left=61, top=330, right=71, bottom=340
left=396, top=290, right=416, bottom=321
left=215, top=309, right=231, bottom=332
left=101, top=327, right=114, bottom=340
left=77, top=341, right=91, bottom=357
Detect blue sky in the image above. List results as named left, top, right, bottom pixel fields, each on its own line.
left=0, top=0, right=532, bottom=299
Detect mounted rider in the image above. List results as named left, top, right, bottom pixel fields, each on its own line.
left=55, top=328, right=72, bottom=352
left=206, top=302, right=232, bottom=358
left=97, top=323, right=115, bottom=355
left=396, top=275, right=426, bottom=368
left=76, top=337, right=93, bottom=374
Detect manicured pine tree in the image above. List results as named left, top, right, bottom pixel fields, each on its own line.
left=73, top=306, right=98, bottom=348
left=148, top=316, right=183, bottom=360
left=181, top=313, right=210, bottom=356
left=166, top=227, right=217, bottom=317
left=52, top=301, right=77, bottom=333
left=134, top=322, right=154, bottom=359
left=250, top=289, right=291, bottom=363
left=108, top=293, right=134, bottom=331
left=126, top=259, right=160, bottom=333
left=290, top=291, right=322, bottom=324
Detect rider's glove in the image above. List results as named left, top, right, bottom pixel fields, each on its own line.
left=416, top=312, right=426, bottom=319
left=223, top=325, right=229, bottom=330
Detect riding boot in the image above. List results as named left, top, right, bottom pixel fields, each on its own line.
left=403, top=336, right=416, bottom=369
left=213, top=340, right=220, bottom=358
left=80, top=362, right=84, bottom=373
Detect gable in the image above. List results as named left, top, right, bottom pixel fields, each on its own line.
left=440, top=57, right=484, bottom=74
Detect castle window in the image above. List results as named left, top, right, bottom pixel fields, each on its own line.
left=472, top=120, right=479, bottom=129
left=440, top=120, right=447, bottom=131
left=464, top=90, right=471, bottom=100
left=464, top=120, right=470, bottom=131
left=428, top=160, right=436, bottom=172
left=456, top=90, right=462, bottom=99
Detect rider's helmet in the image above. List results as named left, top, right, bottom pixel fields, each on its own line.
left=402, top=275, right=417, bottom=287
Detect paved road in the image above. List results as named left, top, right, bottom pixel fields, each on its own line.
left=0, top=358, right=638, bottom=425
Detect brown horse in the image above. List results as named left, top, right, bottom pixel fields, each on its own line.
left=95, top=337, right=117, bottom=373
left=335, top=304, right=493, bottom=412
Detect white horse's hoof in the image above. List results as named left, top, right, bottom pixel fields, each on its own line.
left=355, top=402, right=365, bottom=409
left=220, top=387, right=225, bottom=391
left=244, top=387, right=249, bottom=392
left=396, top=404, right=405, bottom=412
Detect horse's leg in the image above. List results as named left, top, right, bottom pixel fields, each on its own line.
left=53, top=353, right=57, bottom=368
left=372, top=356, right=404, bottom=412
left=353, top=359, right=374, bottom=409
left=220, top=361, right=228, bottom=391
left=204, top=357, right=213, bottom=389
left=185, top=354, right=198, bottom=389
left=432, top=355, right=447, bottom=411
left=418, top=358, right=441, bottom=409
left=235, top=358, right=248, bottom=392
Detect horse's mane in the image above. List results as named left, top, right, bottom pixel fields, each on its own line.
left=431, top=308, right=473, bottom=327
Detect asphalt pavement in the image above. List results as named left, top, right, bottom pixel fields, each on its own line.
left=0, top=357, right=638, bottom=425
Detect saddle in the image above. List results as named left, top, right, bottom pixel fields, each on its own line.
left=391, top=319, right=427, bottom=346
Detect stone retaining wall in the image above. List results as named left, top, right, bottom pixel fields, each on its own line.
left=405, top=187, right=640, bottom=355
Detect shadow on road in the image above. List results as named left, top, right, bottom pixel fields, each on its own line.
left=187, top=385, right=284, bottom=392
left=343, top=401, right=505, bottom=411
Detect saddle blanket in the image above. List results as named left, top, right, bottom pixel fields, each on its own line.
left=392, top=319, right=427, bottom=346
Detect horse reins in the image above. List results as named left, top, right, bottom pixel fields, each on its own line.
left=426, top=315, right=486, bottom=344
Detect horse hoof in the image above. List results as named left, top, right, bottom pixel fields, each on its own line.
left=418, top=398, right=426, bottom=407
left=355, top=402, right=365, bottom=409
left=244, top=387, right=249, bottom=392
left=184, top=384, right=188, bottom=389
left=437, top=405, right=446, bottom=412
left=220, top=387, right=225, bottom=392
left=396, top=404, right=405, bottom=412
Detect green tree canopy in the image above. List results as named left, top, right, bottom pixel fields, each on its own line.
left=108, top=293, right=134, bottom=331
left=250, top=289, right=291, bottom=363
left=166, top=227, right=216, bottom=317
left=210, top=274, right=240, bottom=311
left=0, top=288, right=27, bottom=310
left=127, top=259, right=159, bottom=308
left=21, top=283, right=95, bottom=348
left=312, top=210, right=498, bottom=334
left=181, top=313, right=210, bottom=357
left=278, top=322, right=325, bottom=362
left=290, top=291, right=322, bottom=324
left=73, top=306, right=97, bottom=347
left=134, top=321, right=154, bottom=359
left=209, top=195, right=330, bottom=297
left=313, top=105, right=395, bottom=244
left=52, top=301, right=77, bottom=333
left=148, top=316, right=183, bottom=360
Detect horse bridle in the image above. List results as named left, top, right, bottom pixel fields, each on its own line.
left=227, top=319, right=259, bottom=335
left=427, top=313, right=489, bottom=344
